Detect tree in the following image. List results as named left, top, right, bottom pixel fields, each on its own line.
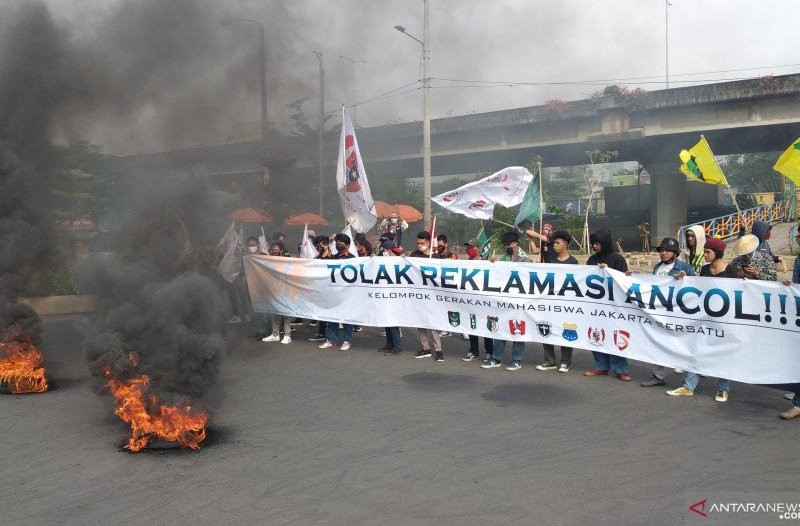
left=720, top=152, right=782, bottom=209
left=580, top=150, right=618, bottom=253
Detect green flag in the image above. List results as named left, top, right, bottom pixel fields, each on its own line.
left=477, top=225, right=490, bottom=260
left=514, top=173, right=541, bottom=231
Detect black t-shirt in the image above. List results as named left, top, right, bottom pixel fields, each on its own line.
left=540, top=238, right=555, bottom=263
left=333, top=252, right=356, bottom=259
left=409, top=250, right=442, bottom=258
left=699, top=264, right=733, bottom=278
left=550, top=255, right=578, bottom=265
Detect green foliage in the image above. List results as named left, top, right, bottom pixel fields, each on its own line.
left=22, top=265, right=79, bottom=296
left=720, top=152, right=782, bottom=209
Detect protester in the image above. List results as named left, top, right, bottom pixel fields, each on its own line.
left=640, top=237, right=696, bottom=387
left=354, top=233, right=374, bottom=257
left=308, top=236, right=333, bottom=342
left=536, top=230, right=578, bottom=373
left=525, top=222, right=555, bottom=262
left=261, top=241, right=293, bottom=344
left=583, top=228, right=632, bottom=381
left=680, top=225, right=706, bottom=273
left=436, top=234, right=459, bottom=260
left=481, top=231, right=529, bottom=371
left=379, top=240, right=404, bottom=356
left=319, top=233, right=356, bottom=351
left=272, top=231, right=288, bottom=252
left=409, top=231, right=445, bottom=361
left=666, top=237, right=731, bottom=400
left=727, top=234, right=777, bottom=281
left=752, top=220, right=780, bottom=264
left=380, top=212, right=409, bottom=246
left=785, top=230, right=800, bottom=287
left=462, top=237, right=494, bottom=362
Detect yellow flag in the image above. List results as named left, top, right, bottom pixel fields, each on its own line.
left=774, top=138, right=800, bottom=187
left=678, top=136, right=728, bottom=186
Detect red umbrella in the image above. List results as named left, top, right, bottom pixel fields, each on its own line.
left=283, top=213, right=329, bottom=227
left=374, top=201, right=393, bottom=218
left=228, top=207, right=273, bottom=223
left=393, top=204, right=423, bottom=222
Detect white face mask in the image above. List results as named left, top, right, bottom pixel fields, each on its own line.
left=247, top=246, right=258, bottom=253
left=390, top=217, right=398, bottom=224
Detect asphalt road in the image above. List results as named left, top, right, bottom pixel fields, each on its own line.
left=3, top=316, right=798, bottom=525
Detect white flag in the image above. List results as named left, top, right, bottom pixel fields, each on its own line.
left=329, top=224, right=358, bottom=256
left=299, top=223, right=319, bottom=259
left=431, top=166, right=534, bottom=219
left=215, top=221, right=243, bottom=283
left=336, top=107, right=377, bottom=233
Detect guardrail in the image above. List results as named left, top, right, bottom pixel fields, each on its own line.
left=677, top=201, right=797, bottom=249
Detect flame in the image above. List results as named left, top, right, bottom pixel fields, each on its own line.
left=0, top=333, right=48, bottom=394
left=104, top=371, right=207, bottom=452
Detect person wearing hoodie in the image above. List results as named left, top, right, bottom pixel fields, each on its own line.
left=752, top=220, right=781, bottom=264
left=680, top=225, right=706, bottom=273
left=583, top=229, right=632, bottom=381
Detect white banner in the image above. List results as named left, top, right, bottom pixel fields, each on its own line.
left=244, top=256, right=800, bottom=384
left=336, top=107, right=377, bottom=233
left=431, top=166, right=533, bottom=219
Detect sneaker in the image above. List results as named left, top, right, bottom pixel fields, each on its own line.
left=480, top=358, right=501, bottom=369
left=414, top=350, right=432, bottom=359
left=226, top=315, right=242, bottom=324
left=280, top=335, right=292, bottom=344
left=308, top=335, right=326, bottom=342
left=779, top=406, right=800, bottom=419
left=318, top=341, right=335, bottom=349
left=378, top=330, right=386, bottom=337
left=506, top=361, right=522, bottom=371
left=715, top=390, right=729, bottom=402
left=339, top=341, right=351, bottom=351
left=640, top=377, right=666, bottom=387
left=666, top=386, right=694, bottom=396
left=462, top=352, right=479, bottom=362
left=583, top=369, right=608, bottom=377
left=354, top=326, right=363, bottom=332
left=384, top=349, right=401, bottom=356
left=535, top=363, right=557, bottom=371
left=307, top=321, right=317, bottom=326
left=674, top=368, right=683, bottom=374
left=461, top=333, right=469, bottom=340
left=261, top=334, right=280, bottom=342
left=439, top=331, right=451, bottom=337
left=435, top=351, right=444, bottom=362
left=785, top=392, right=795, bottom=400
left=558, top=364, right=570, bottom=373
left=290, top=319, right=304, bottom=326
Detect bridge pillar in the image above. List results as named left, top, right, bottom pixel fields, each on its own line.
left=642, top=162, right=687, bottom=246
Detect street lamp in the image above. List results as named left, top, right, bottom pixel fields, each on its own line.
left=337, top=54, right=366, bottom=126
left=394, top=0, right=431, bottom=228
left=221, top=17, right=268, bottom=148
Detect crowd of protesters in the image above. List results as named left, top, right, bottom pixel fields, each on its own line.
left=231, top=219, right=800, bottom=421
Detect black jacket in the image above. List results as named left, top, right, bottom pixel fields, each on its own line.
left=586, top=229, right=628, bottom=272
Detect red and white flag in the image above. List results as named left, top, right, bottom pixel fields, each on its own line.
left=431, top=166, right=533, bottom=219
left=336, top=107, right=377, bottom=233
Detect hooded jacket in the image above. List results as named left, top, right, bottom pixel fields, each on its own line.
left=586, top=229, right=628, bottom=272
left=680, top=225, right=706, bottom=272
left=752, top=220, right=778, bottom=263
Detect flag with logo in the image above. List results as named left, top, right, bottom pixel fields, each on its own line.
left=679, top=136, right=728, bottom=185
left=431, top=166, right=534, bottom=219
left=774, top=137, right=800, bottom=187
left=299, top=223, right=319, bottom=259
left=477, top=225, right=490, bottom=259
left=336, top=107, right=377, bottom=233
left=514, top=171, right=541, bottom=231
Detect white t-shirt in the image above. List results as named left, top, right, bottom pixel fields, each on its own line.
left=655, top=262, right=675, bottom=276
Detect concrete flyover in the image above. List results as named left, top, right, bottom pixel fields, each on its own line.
left=355, top=73, right=800, bottom=242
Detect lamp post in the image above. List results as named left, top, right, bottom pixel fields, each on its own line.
left=337, top=54, right=366, bottom=127
left=394, top=0, right=431, bottom=228
left=313, top=50, right=324, bottom=217
left=221, top=17, right=268, bottom=147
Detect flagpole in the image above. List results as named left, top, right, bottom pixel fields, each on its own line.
left=724, top=184, right=745, bottom=235
left=537, top=160, right=544, bottom=259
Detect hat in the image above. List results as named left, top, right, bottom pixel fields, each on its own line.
left=733, top=234, right=759, bottom=257
left=655, top=237, right=680, bottom=253
left=381, top=240, right=404, bottom=255
left=464, top=238, right=479, bottom=246
left=704, top=237, right=726, bottom=253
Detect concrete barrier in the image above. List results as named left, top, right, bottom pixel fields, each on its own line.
left=19, top=295, right=95, bottom=316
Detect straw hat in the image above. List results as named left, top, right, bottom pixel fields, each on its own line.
left=733, top=234, right=759, bottom=257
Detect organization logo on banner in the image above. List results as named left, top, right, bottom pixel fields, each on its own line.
left=509, top=320, right=526, bottom=336
left=562, top=323, right=578, bottom=342
left=441, top=191, right=462, bottom=203
left=448, top=311, right=461, bottom=327
left=614, top=330, right=630, bottom=351
left=469, top=314, right=476, bottom=330
left=587, top=327, right=605, bottom=345
left=486, top=316, right=499, bottom=332
left=536, top=321, right=552, bottom=337
left=468, top=200, right=488, bottom=210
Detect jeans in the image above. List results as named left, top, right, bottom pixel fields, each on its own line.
left=316, top=320, right=328, bottom=337
left=766, top=384, right=800, bottom=406
left=468, top=335, right=493, bottom=356
left=591, top=351, right=629, bottom=374
left=271, top=315, right=290, bottom=337
left=684, top=372, right=729, bottom=392
left=326, top=323, right=353, bottom=344
left=493, top=339, right=524, bottom=363
left=543, top=344, right=572, bottom=366
left=385, top=327, right=402, bottom=351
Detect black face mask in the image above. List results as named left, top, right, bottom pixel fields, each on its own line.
left=335, top=244, right=347, bottom=252
left=505, top=246, right=514, bottom=256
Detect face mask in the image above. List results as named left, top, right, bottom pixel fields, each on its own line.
left=335, top=244, right=347, bottom=252
left=466, top=247, right=478, bottom=258
left=247, top=246, right=258, bottom=253
left=390, top=218, right=398, bottom=224
left=505, top=246, right=514, bottom=256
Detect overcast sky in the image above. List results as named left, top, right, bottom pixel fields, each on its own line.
left=34, top=0, right=800, bottom=153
